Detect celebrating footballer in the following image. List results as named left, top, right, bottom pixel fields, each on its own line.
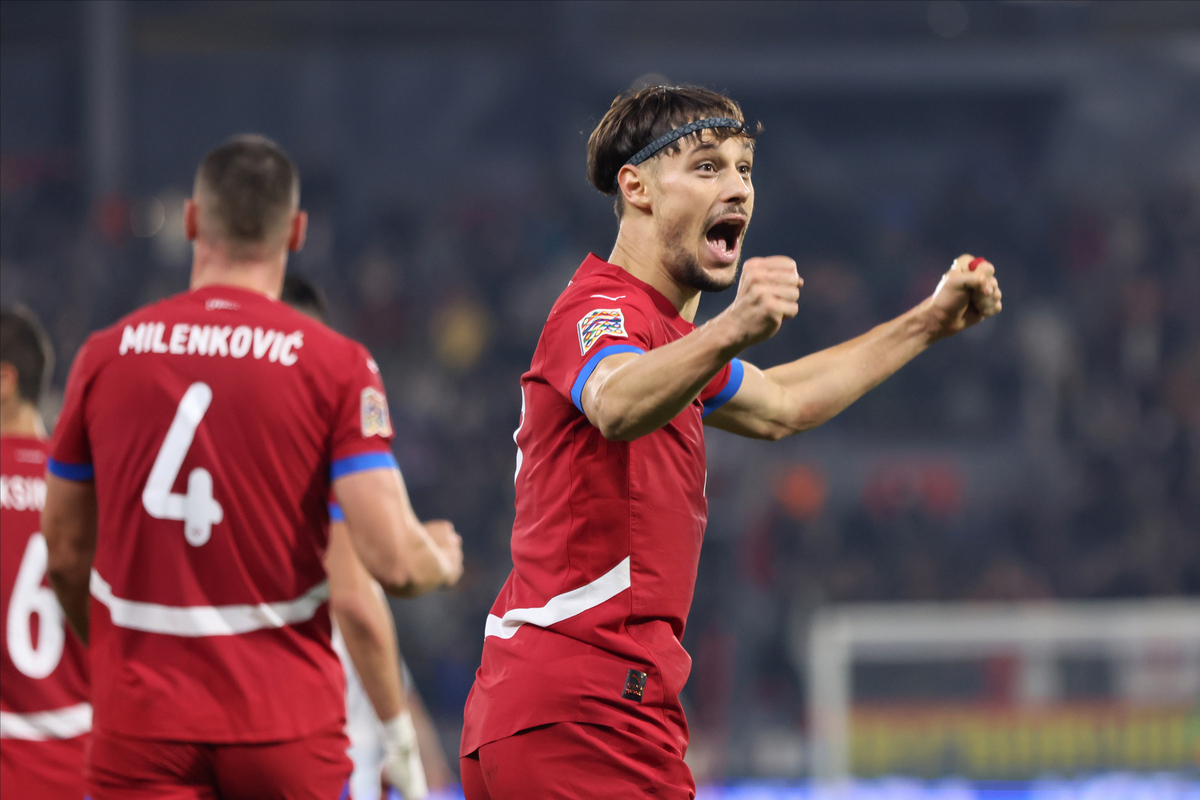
left=460, top=85, right=1002, bottom=798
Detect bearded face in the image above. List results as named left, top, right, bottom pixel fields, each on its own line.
left=643, top=133, right=754, bottom=294
left=657, top=202, right=751, bottom=293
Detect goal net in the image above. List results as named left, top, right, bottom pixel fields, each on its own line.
left=805, top=600, right=1200, bottom=781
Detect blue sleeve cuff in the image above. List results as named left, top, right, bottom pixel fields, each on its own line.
left=330, top=451, right=398, bottom=481
left=47, top=458, right=95, bottom=481
left=570, top=344, right=646, bottom=413
left=328, top=502, right=345, bottom=522
left=702, top=358, right=745, bottom=417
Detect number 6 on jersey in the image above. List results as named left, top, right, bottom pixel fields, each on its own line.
left=142, top=381, right=223, bottom=546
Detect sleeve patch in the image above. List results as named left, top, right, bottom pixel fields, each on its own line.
left=360, top=387, right=393, bottom=438
left=577, top=308, right=628, bottom=356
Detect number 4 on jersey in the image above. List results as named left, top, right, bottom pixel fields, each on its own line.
left=142, top=382, right=223, bottom=546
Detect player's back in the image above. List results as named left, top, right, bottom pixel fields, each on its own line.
left=50, top=284, right=390, bottom=743
left=1, top=436, right=90, bottom=798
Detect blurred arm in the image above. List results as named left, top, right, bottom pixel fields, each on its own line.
left=332, top=467, right=463, bottom=597
left=42, top=474, right=98, bottom=644
left=406, top=683, right=454, bottom=790
left=327, top=519, right=431, bottom=797
left=325, top=520, right=404, bottom=720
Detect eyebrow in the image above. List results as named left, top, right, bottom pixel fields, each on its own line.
left=686, top=141, right=755, bottom=157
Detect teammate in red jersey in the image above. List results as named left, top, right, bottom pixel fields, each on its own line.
left=0, top=306, right=90, bottom=799
left=41, top=135, right=463, bottom=799
left=460, top=86, right=1003, bottom=798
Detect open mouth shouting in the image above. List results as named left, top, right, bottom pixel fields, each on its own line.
left=704, top=213, right=748, bottom=265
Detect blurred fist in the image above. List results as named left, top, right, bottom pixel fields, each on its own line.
left=423, top=519, right=463, bottom=587
left=724, top=256, right=802, bottom=348
left=927, top=253, right=1003, bottom=338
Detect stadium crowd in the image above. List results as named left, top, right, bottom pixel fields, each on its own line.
left=2, top=77, right=1196, bottom=782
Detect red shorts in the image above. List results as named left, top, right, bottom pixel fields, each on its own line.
left=86, top=724, right=352, bottom=800
left=461, top=722, right=695, bottom=800
left=0, top=736, right=88, bottom=800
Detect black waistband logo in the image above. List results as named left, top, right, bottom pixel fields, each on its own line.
left=622, top=669, right=647, bottom=702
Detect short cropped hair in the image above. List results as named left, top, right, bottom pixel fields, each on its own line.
left=0, top=306, right=54, bottom=405
left=195, top=134, right=299, bottom=248
left=280, top=273, right=327, bottom=322
left=587, top=85, right=760, bottom=217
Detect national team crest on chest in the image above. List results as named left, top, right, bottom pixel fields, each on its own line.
left=577, top=308, right=628, bottom=355
left=360, top=387, right=393, bottom=438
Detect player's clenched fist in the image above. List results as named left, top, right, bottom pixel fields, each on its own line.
left=723, top=256, right=803, bottom=347
left=927, top=253, right=1003, bottom=339
left=423, top=519, right=464, bottom=587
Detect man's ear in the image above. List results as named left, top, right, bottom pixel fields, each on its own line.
left=184, top=198, right=199, bottom=242
left=616, top=165, right=653, bottom=213
left=0, top=362, right=17, bottom=404
left=288, top=210, right=308, bottom=253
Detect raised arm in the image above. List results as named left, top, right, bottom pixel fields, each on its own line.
left=581, top=256, right=801, bottom=440
left=332, top=466, right=463, bottom=598
left=581, top=254, right=1000, bottom=443
left=707, top=254, right=1002, bottom=439
left=42, top=474, right=98, bottom=644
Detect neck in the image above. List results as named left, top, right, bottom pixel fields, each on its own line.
left=607, top=221, right=701, bottom=322
left=189, top=240, right=287, bottom=299
left=0, top=399, right=45, bottom=439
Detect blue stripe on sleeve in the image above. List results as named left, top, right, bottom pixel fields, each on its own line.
left=702, top=358, right=745, bottom=417
left=330, top=451, right=398, bottom=481
left=328, top=502, right=345, bottom=522
left=570, top=344, right=646, bottom=413
left=46, top=458, right=95, bottom=481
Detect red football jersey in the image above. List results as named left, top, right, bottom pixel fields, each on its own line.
left=1, top=436, right=90, bottom=798
left=461, top=255, right=744, bottom=758
left=49, top=285, right=396, bottom=743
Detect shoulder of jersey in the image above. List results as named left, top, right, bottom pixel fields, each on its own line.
left=99, top=290, right=186, bottom=333
left=258, top=300, right=370, bottom=368
left=276, top=308, right=375, bottom=368
left=554, top=270, right=648, bottom=314
left=79, top=291, right=188, bottom=356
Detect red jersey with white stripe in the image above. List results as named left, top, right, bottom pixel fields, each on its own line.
left=49, top=285, right=396, bottom=743
left=461, top=254, right=744, bottom=758
left=0, top=436, right=90, bottom=798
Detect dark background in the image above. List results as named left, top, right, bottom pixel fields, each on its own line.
left=3, top=0, right=1198, bottom=779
